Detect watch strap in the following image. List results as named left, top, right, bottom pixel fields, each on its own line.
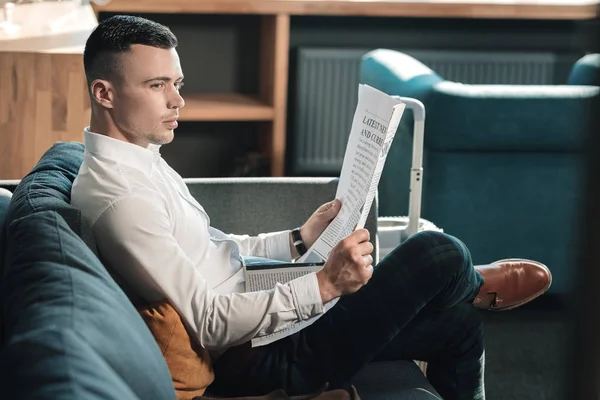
left=291, top=227, right=308, bottom=256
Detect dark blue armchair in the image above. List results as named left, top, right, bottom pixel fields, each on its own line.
left=360, top=50, right=600, bottom=296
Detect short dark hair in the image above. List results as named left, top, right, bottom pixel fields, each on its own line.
left=83, top=15, right=178, bottom=86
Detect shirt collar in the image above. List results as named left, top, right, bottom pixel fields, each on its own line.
left=83, top=127, right=162, bottom=173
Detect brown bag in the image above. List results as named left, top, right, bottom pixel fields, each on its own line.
left=194, top=383, right=360, bottom=400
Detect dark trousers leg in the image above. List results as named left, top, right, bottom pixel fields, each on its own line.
left=373, top=302, right=485, bottom=400
left=212, top=231, right=485, bottom=399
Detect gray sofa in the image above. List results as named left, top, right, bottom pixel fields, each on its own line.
left=0, top=142, right=441, bottom=399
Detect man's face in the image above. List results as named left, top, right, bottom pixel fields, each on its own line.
left=110, top=44, right=185, bottom=146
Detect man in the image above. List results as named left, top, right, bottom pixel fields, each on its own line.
left=72, top=15, right=551, bottom=400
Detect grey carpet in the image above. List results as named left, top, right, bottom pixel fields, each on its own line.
left=481, top=297, right=569, bottom=400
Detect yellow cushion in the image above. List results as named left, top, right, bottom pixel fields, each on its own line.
left=138, top=301, right=215, bottom=400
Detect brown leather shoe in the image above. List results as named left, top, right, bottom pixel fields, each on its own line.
left=473, top=258, right=552, bottom=311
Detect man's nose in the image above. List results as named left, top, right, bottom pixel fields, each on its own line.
left=168, top=91, right=185, bottom=109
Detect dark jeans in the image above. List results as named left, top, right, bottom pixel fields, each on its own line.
left=212, top=231, right=486, bottom=400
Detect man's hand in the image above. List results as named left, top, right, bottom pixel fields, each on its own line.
left=316, top=229, right=374, bottom=303
left=299, top=199, right=341, bottom=249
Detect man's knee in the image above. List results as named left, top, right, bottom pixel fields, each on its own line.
left=403, top=231, right=472, bottom=275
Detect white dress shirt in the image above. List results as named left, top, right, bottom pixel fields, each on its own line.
left=71, top=128, right=324, bottom=352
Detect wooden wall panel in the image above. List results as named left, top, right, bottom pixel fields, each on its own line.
left=0, top=52, right=90, bottom=179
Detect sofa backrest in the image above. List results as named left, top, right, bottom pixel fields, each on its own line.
left=3, top=142, right=98, bottom=253
left=0, top=142, right=176, bottom=400
left=185, top=177, right=379, bottom=263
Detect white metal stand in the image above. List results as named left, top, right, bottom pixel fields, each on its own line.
left=392, top=96, right=426, bottom=239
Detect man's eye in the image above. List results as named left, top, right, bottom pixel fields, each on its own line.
left=175, top=81, right=184, bottom=90
left=151, top=82, right=165, bottom=89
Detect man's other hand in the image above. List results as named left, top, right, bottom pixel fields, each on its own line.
left=316, top=229, right=374, bottom=303
left=300, top=199, right=341, bottom=249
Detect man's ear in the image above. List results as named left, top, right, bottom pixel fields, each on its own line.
left=90, top=79, right=115, bottom=109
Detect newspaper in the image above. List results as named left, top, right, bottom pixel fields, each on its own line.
left=250, top=84, right=406, bottom=347
left=244, top=258, right=324, bottom=292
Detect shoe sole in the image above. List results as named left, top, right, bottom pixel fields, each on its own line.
left=486, top=258, right=553, bottom=312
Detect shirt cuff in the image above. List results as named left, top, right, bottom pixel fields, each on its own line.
left=289, top=272, right=324, bottom=320
left=266, top=230, right=294, bottom=261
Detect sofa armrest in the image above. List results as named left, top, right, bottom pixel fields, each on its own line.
left=568, top=53, right=600, bottom=86
left=184, top=177, right=379, bottom=262
left=360, top=49, right=442, bottom=101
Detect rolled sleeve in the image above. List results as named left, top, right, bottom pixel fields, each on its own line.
left=265, top=230, right=294, bottom=261
left=289, top=272, right=324, bottom=319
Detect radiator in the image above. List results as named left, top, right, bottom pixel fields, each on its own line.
left=292, top=48, right=564, bottom=175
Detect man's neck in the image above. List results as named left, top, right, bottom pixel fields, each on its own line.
left=89, top=118, right=150, bottom=149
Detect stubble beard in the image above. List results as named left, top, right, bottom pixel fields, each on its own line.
left=145, top=128, right=174, bottom=146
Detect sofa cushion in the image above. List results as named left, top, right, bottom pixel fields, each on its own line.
left=0, top=327, right=141, bottom=400
left=138, top=301, right=215, bottom=400
left=0, top=207, right=176, bottom=397
left=6, top=142, right=97, bottom=253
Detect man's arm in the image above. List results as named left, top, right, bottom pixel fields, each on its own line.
left=93, top=193, right=324, bottom=350
left=226, top=231, right=294, bottom=261
left=227, top=199, right=342, bottom=261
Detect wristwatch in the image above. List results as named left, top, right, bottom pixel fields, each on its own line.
left=291, top=227, right=308, bottom=256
